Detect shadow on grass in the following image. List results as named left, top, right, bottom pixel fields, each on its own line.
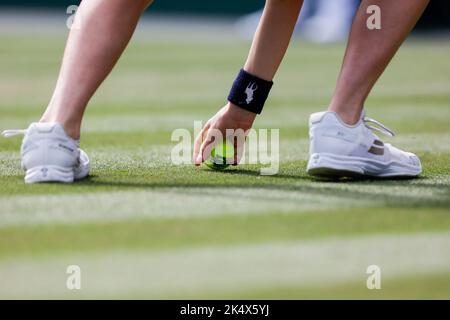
left=73, top=172, right=449, bottom=209
left=3, top=165, right=447, bottom=208
left=78, top=169, right=431, bottom=187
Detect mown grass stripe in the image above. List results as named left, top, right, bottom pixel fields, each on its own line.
left=202, top=272, right=450, bottom=300
left=0, top=208, right=449, bottom=259
left=0, top=187, right=373, bottom=228
left=0, top=233, right=449, bottom=299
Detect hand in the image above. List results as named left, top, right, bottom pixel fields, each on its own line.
left=193, top=102, right=257, bottom=166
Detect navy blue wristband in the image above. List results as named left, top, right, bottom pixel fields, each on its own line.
left=227, top=69, right=273, bottom=114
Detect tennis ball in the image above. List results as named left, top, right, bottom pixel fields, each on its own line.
left=205, top=140, right=235, bottom=170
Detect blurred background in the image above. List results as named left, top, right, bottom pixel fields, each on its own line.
left=0, top=0, right=449, bottom=26
left=0, top=0, right=449, bottom=39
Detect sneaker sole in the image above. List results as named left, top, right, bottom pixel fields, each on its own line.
left=307, top=153, right=422, bottom=178
left=25, top=165, right=74, bottom=184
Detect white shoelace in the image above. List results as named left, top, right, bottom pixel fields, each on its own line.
left=363, top=117, right=395, bottom=137
left=1, top=129, right=27, bottom=138
left=2, top=127, right=81, bottom=146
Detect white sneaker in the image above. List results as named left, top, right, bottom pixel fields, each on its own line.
left=307, top=111, right=422, bottom=178
left=2, top=122, right=90, bottom=183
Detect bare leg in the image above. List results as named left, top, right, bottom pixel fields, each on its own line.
left=40, top=0, right=153, bottom=139
left=328, top=0, right=429, bottom=124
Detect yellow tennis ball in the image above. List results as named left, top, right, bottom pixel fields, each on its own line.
left=205, top=140, right=235, bottom=170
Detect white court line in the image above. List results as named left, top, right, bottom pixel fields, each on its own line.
left=0, top=233, right=449, bottom=298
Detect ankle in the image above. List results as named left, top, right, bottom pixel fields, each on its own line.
left=62, top=126, right=81, bottom=141
left=328, top=105, right=362, bottom=126
left=39, top=117, right=81, bottom=140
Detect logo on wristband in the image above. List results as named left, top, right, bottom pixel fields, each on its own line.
left=245, top=82, right=258, bottom=104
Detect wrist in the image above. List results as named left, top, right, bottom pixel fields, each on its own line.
left=226, top=102, right=257, bottom=124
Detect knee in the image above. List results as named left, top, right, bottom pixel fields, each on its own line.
left=139, top=0, right=154, bottom=12
left=124, top=0, right=153, bottom=13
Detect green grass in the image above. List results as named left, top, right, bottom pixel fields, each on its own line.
left=204, top=272, right=450, bottom=300
left=1, top=208, right=449, bottom=259
left=0, top=31, right=449, bottom=299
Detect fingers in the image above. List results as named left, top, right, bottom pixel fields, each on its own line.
left=194, top=125, right=248, bottom=167
left=228, top=129, right=246, bottom=166
left=193, top=121, right=211, bottom=166
left=232, top=136, right=246, bottom=166
left=193, top=107, right=252, bottom=167
left=232, top=136, right=238, bottom=166
left=198, top=128, right=222, bottom=165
